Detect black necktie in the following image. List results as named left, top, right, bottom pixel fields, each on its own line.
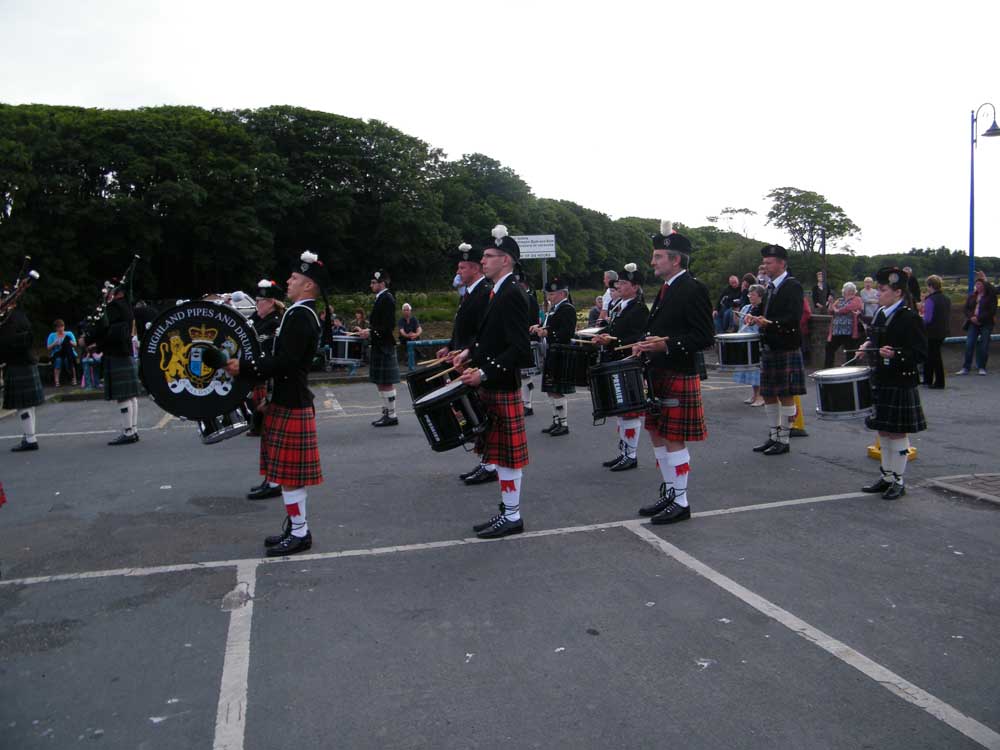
left=873, top=309, right=886, bottom=327
left=763, top=282, right=776, bottom=316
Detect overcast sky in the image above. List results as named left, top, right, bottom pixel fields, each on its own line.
left=3, top=0, right=999, bottom=259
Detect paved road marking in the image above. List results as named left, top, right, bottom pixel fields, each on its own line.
left=0, top=426, right=160, bottom=440
left=627, top=523, right=1000, bottom=750
left=322, top=390, right=345, bottom=416
left=213, top=561, right=257, bottom=750
left=0, top=492, right=861, bottom=587
left=155, top=412, right=174, bottom=429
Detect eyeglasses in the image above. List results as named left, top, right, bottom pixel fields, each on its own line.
left=481, top=252, right=503, bottom=259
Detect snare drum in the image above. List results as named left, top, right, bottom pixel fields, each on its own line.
left=811, top=366, right=873, bottom=420
left=521, top=341, right=543, bottom=377
left=413, top=379, right=490, bottom=452
left=588, top=358, right=648, bottom=420
left=576, top=326, right=607, bottom=340
left=542, top=343, right=596, bottom=392
left=329, top=335, right=365, bottom=365
left=715, top=332, right=761, bottom=372
left=406, top=360, right=453, bottom=403
left=198, top=402, right=253, bottom=444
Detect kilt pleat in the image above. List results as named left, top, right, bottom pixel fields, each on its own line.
left=475, top=388, right=529, bottom=469
left=260, top=404, right=323, bottom=486
left=2, top=365, right=44, bottom=410
left=865, top=384, right=927, bottom=434
left=759, top=349, right=806, bottom=398
left=103, top=355, right=141, bottom=401
left=643, top=369, right=706, bottom=442
left=368, top=348, right=401, bottom=386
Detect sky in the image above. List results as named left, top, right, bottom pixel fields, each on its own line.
left=3, top=0, right=1000, bottom=259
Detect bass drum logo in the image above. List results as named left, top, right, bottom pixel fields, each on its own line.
left=158, top=322, right=240, bottom=396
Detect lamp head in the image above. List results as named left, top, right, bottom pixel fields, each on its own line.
left=983, top=120, right=1000, bottom=138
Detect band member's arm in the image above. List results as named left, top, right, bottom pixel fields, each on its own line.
left=239, top=309, right=317, bottom=381
left=761, top=281, right=803, bottom=337
left=479, top=288, right=531, bottom=381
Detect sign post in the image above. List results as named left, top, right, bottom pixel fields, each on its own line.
left=513, top=234, right=556, bottom=290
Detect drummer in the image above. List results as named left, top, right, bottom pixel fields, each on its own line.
left=591, top=262, right=649, bottom=471
left=633, top=222, right=714, bottom=525
left=454, top=225, right=533, bottom=539
left=858, top=267, right=927, bottom=500
left=247, top=279, right=285, bottom=500
left=744, top=244, right=806, bottom=456
left=530, top=277, right=576, bottom=436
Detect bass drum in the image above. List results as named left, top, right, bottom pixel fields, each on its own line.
left=139, top=301, right=263, bottom=443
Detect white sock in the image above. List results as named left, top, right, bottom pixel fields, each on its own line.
left=381, top=389, right=397, bottom=418
left=484, top=463, right=497, bottom=472
left=497, top=466, right=522, bottom=521
left=119, top=400, right=134, bottom=434
left=779, top=405, right=796, bottom=443
left=282, top=487, right=309, bottom=537
left=886, top=437, right=910, bottom=485
left=130, top=397, right=139, bottom=430
left=621, top=418, right=642, bottom=459
left=552, top=396, right=568, bottom=424
left=654, top=444, right=673, bottom=486
left=20, top=408, right=37, bottom=443
left=667, top=448, right=691, bottom=507
left=522, top=380, right=534, bottom=408
left=764, top=403, right=780, bottom=443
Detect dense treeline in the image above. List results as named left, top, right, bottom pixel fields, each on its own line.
left=1, top=103, right=997, bottom=333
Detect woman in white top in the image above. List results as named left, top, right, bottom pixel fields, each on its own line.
left=859, top=276, right=880, bottom=326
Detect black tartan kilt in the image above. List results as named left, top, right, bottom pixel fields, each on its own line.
left=2, top=365, right=44, bottom=410
left=760, top=348, right=807, bottom=398
left=103, top=355, right=141, bottom=401
left=865, top=384, right=927, bottom=434
left=368, top=347, right=401, bottom=386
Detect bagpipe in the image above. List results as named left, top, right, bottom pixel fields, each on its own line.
left=83, top=254, right=141, bottom=341
left=0, top=256, right=41, bottom=327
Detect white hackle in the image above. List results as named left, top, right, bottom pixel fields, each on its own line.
left=624, top=262, right=637, bottom=273
left=458, top=242, right=472, bottom=251
left=492, top=225, right=508, bottom=240
left=660, top=220, right=673, bottom=235
left=300, top=250, right=318, bottom=264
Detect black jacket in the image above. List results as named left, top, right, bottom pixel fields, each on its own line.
left=645, top=273, right=714, bottom=375
left=922, top=291, right=951, bottom=339
left=542, top=300, right=576, bottom=346
left=449, top=276, right=492, bottom=352
left=95, top=298, right=134, bottom=357
left=0, top=309, right=36, bottom=366
left=963, top=282, right=997, bottom=329
left=471, top=274, right=532, bottom=392
left=868, top=305, right=927, bottom=388
left=250, top=301, right=320, bottom=408
left=603, top=297, right=648, bottom=361
left=369, top=290, right=396, bottom=351
left=762, top=276, right=804, bottom=351
left=251, top=310, right=282, bottom=355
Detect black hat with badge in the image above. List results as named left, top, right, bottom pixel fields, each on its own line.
left=760, top=244, right=789, bottom=260
left=875, top=266, right=907, bottom=291
left=291, top=251, right=331, bottom=292
left=371, top=268, right=390, bottom=285
left=255, top=279, right=285, bottom=300
left=619, top=262, right=644, bottom=285
left=652, top=220, right=693, bottom=256
left=456, top=242, right=483, bottom=264
left=490, top=224, right=521, bottom=261
left=545, top=276, right=569, bottom=293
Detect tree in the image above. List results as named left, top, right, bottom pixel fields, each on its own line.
left=765, top=187, right=860, bottom=254
left=719, top=206, right=756, bottom=238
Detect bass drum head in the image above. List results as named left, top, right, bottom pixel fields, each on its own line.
left=139, top=301, right=263, bottom=421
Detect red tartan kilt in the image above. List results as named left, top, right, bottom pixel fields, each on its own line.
left=260, top=404, right=323, bottom=486
left=475, top=388, right=529, bottom=469
left=251, top=384, right=268, bottom=405
left=643, top=369, right=707, bottom=442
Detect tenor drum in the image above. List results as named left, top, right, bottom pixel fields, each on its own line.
left=588, top=358, right=648, bottom=420
left=520, top=341, right=543, bottom=377
left=543, top=343, right=596, bottom=391
left=413, top=379, right=490, bottom=452
left=198, top=403, right=253, bottom=444
left=406, top=360, right=453, bottom=403
left=715, top=332, right=761, bottom=372
left=811, top=366, right=873, bottom=420
left=329, top=335, right=364, bottom=365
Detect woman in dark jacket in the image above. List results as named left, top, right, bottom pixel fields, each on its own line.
left=957, top=272, right=997, bottom=375
left=921, top=275, right=951, bottom=388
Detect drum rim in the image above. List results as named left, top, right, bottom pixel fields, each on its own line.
left=715, top=332, right=761, bottom=342
left=811, top=365, right=871, bottom=380
left=414, top=378, right=468, bottom=405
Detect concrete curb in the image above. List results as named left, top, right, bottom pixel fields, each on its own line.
left=926, top=474, right=1000, bottom=507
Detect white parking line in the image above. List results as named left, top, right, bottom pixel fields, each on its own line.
left=627, top=523, right=1000, bottom=750
left=213, top=561, right=257, bottom=750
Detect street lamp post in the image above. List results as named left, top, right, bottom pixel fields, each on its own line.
left=968, top=103, right=1000, bottom=292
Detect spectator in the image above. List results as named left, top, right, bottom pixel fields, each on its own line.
left=902, top=266, right=922, bottom=303
left=735, top=284, right=766, bottom=406
left=714, top=275, right=741, bottom=333
left=800, top=296, right=813, bottom=365
left=351, top=308, right=368, bottom=332
left=757, top=264, right=769, bottom=285
left=922, top=275, right=951, bottom=388
left=331, top=316, right=347, bottom=336
left=824, top=282, right=863, bottom=368
left=588, top=296, right=603, bottom=326
left=859, top=276, right=879, bottom=326
left=956, top=271, right=997, bottom=375
left=811, top=271, right=833, bottom=311
left=737, top=273, right=756, bottom=309
left=398, top=303, right=422, bottom=342
left=600, top=270, right=618, bottom=313
left=46, top=319, right=78, bottom=386
left=78, top=333, right=102, bottom=389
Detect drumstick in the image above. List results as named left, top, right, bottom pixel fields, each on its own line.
left=570, top=338, right=601, bottom=345
left=614, top=336, right=668, bottom=352
left=426, top=364, right=465, bottom=382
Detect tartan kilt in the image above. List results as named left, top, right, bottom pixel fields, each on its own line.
left=760, top=348, right=806, bottom=398
left=260, top=404, right=323, bottom=486
left=251, top=384, right=269, bottom=409
left=644, top=369, right=706, bottom=442
left=475, top=388, right=529, bottom=469
left=103, top=355, right=141, bottom=401
left=368, top=347, right=401, bottom=386
left=865, top=384, right=927, bottom=434
left=2, top=365, right=44, bottom=410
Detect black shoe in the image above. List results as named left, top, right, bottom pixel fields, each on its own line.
left=752, top=438, right=777, bottom=452
left=465, top=467, right=498, bottom=485
left=650, top=502, right=691, bottom=525
left=609, top=456, right=638, bottom=472
left=789, top=427, right=808, bottom=438
left=372, top=414, right=399, bottom=427
left=108, top=432, right=139, bottom=446
left=882, top=482, right=906, bottom=500
left=548, top=422, right=569, bottom=437
left=264, top=517, right=292, bottom=547
left=245, top=427, right=261, bottom=437
left=473, top=503, right=505, bottom=533
left=476, top=516, right=524, bottom=539
left=602, top=454, right=625, bottom=467
left=862, top=477, right=892, bottom=493
left=541, top=420, right=558, bottom=434
left=266, top=531, right=312, bottom=557
left=524, top=406, right=534, bottom=416
left=459, top=465, right=483, bottom=481
left=11, top=439, right=39, bottom=452
left=762, top=442, right=790, bottom=455
left=249, top=478, right=268, bottom=493
left=639, top=483, right=674, bottom=517
left=247, top=484, right=283, bottom=500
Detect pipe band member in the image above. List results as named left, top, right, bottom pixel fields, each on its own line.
left=532, top=276, right=576, bottom=436
left=0, top=302, right=44, bottom=452
left=359, top=269, right=400, bottom=427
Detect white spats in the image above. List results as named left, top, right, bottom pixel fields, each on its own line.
left=19, top=408, right=37, bottom=443
left=779, top=404, right=797, bottom=443
left=130, top=397, right=139, bottom=431
left=551, top=395, right=567, bottom=423
left=522, top=380, right=534, bottom=408
left=886, top=437, right=910, bottom=484
left=381, top=389, right=397, bottom=419
left=119, top=400, right=134, bottom=434
left=282, top=487, right=308, bottom=537
left=497, top=466, right=522, bottom=521
left=667, top=448, right=691, bottom=507
left=654, top=444, right=672, bottom=485
left=764, top=402, right=781, bottom=443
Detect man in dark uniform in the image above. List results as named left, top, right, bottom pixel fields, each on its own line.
left=634, top=221, right=714, bottom=525
left=1, top=303, right=45, bottom=451
left=515, top=267, right=540, bottom=416
left=745, top=245, right=807, bottom=456
left=438, top=242, right=498, bottom=486
left=455, top=224, right=533, bottom=539
left=359, top=269, right=400, bottom=427
left=95, top=283, right=142, bottom=446
left=591, top=262, right=649, bottom=471
left=247, top=279, right=285, bottom=498
left=226, top=251, right=329, bottom=556
left=532, top=277, right=576, bottom=436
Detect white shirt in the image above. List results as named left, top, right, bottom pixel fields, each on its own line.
left=769, top=271, right=789, bottom=290
left=466, top=275, right=486, bottom=295
left=491, top=272, right=513, bottom=296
